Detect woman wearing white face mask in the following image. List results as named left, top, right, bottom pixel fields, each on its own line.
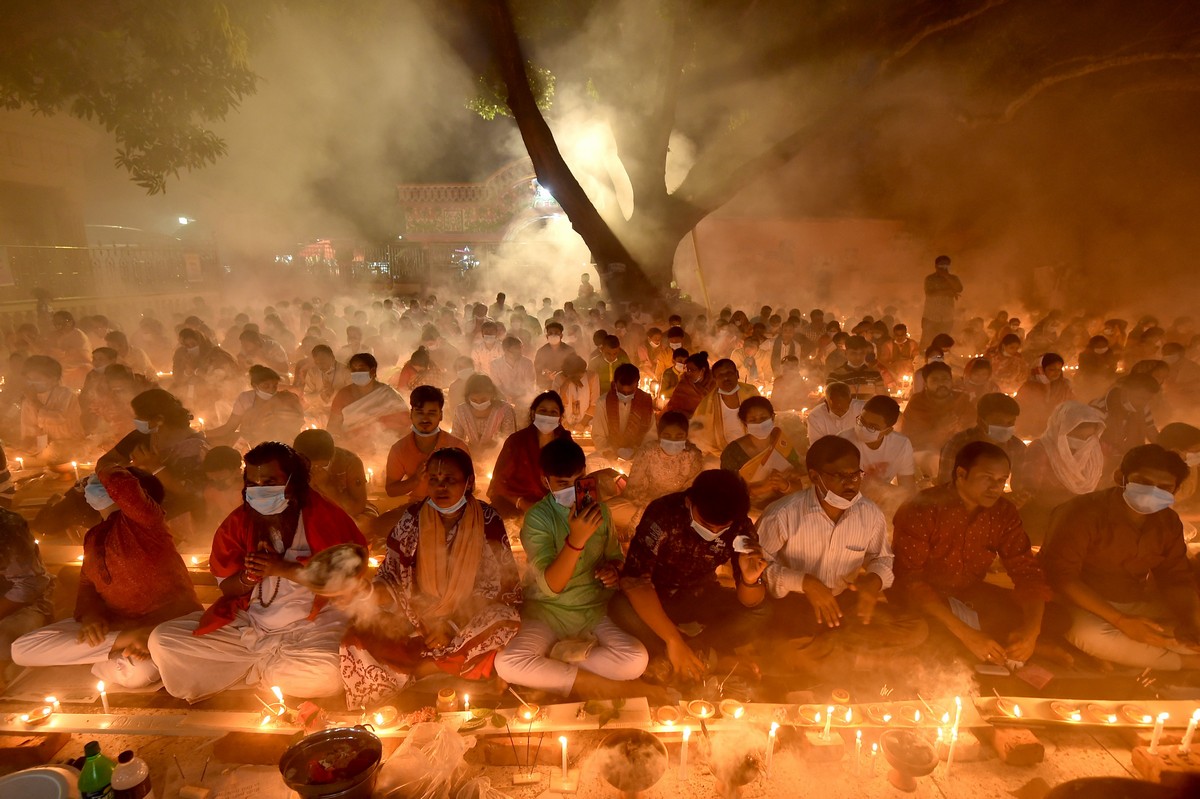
left=488, top=392, right=572, bottom=518
left=327, top=353, right=411, bottom=463
left=96, top=388, right=209, bottom=529
left=611, top=412, right=705, bottom=539
left=149, top=442, right=367, bottom=702
left=451, top=374, right=517, bottom=457
left=12, top=466, right=200, bottom=689
left=338, top=448, right=521, bottom=706
left=207, top=365, right=304, bottom=448
left=1013, top=401, right=1106, bottom=545
left=720, top=397, right=803, bottom=507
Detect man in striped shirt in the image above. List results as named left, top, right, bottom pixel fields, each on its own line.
left=756, top=436, right=927, bottom=661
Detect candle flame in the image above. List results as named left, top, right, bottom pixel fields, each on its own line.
left=368, top=557, right=380, bottom=568
left=559, top=735, right=568, bottom=745
left=734, top=707, right=744, bottom=719
left=856, top=730, right=862, bottom=740
left=374, top=713, right=384, bottom=725
left=191, top=556, right=199, bottom=565
left=1014, top=705, right=1022, bottom=718
left=260, top=714, right=272, bottom=727
left=271, top=686, right=284, bottom=703
left=96, top=682, right=105, bottom=693
left=941, top=712, right=950, bottom=724
left=1142, top=715, right=1152, bottom=724
left=955, top=696, right=962, bottom=709
left=1193, top=709, right=1200, bottom=721
left=1158, top=712, right=1170, bottom=721
left=45, top=695, right=57, bottom=704
left=1070, top=712, right=1081, bottom=722
left=845, top=708, right=852, bottom=723
left=1107, top=714, right=1117, bottom=724
left=914, top=710, right=921, bottom=722
left=872, top=743, right=878, bottom=753
left=814, top=711, right=821, bottom=723
left=523, top=711, right=533, bottom=720
left=770, top=721, right=779, bottom=735
left=883, top=713, right=892, bottom=723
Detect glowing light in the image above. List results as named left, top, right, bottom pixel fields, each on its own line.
left=271, top=685, right=284, bottom=704
left=368, top=557, right=380, bottom=568
left=178, top=216, right=190, bottom=225
left=734, top=707, right=745, bottom=719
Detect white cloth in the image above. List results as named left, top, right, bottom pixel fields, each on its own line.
left=838, top=429, right=915, bottom=483
left=489, top=355, right=536, bottom=401
left=1040, top=401, right=1106, bottom=495
left=471, top=342, right=504, bottom=376
left=149, top=606, right=346, bottom=702
left=494, top=617, right=648, bottom=696
left=590, top=392, right=654, bottom=454
left=11, top=619, right=161, bottom=688
left=806, top=399, right=865, bottom=442
left=719, top=398, right=744, bottom=444
left=248, top=517, right=314, bottom=632
left=757, top=487, right=893, bottom=599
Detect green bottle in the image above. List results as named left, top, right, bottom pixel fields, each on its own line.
left=79, top=740, right=116, bottom=799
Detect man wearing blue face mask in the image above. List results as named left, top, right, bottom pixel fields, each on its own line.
left=149, top=442, right=367, bottom=701
left=938, top=393, right=1027, bottom=486
left=1041, top=444, right=1200, bottom=670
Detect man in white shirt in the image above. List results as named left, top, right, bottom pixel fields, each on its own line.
left=756, top=435, right=927, bottom=669
left=838, top=394, right=916, bottom=521
left=471, top=322, right=504, bottom=376
left=591, top=364, right=656, bottom=462
left=806, top=382, right=864, bottom=442
left=490, top=336, right=536, bottom=405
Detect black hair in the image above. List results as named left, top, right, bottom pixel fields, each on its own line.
left=1121, top=372, right=1162, bottom=396
left=711, top=358, right=737, bottom=375
left=23, top=354, right=62, bottom=380
left=657, top=410, right=689, bottom=434
left=1000, top=333, right=1021, bottom=348
left=428, top=447, right=477, bottom=494
left=613, top=363, right=640, bottom=386
left=410, top=384, right=445, bottom=409
left=935, top=255, right=951, bottom=266
left=93, top=346, right=118, bottom=362
left=203, top=445, right=244, bottom=472
left=953, top=440, right=1010, bottom=479
left=666, top=326, right=685, bottom=339
left=672, top=348, right=690, bottom=361
left=545, top=321, right=564, bottom=334
left=528, top=390, right=565, bottom=422
left=1157, top=423, right=1200, bottom=453
left=131, top=388, right=193, bottom=429
left=978, top=392, right=1020, bottom=419
left=540, top=438, right=586, bottom=478
left=805, top=434, right=861, bottom=472
left=293, top=429, right=336, bottom=462
left=845, top=335, right=870, bottom=350
left=249, top=364, right=280, bottom=384
left=244, top=441, right=310, bottom=505
left=311, top=344, right=333, bottom=357
left=465, top=373, right=498, bottom=399
left=407, top=346, right=431, bottom=368
left=349, top=352, right=377, bottom=372
left=862, top=395, right=901, bottom=427
left=825, top=381, right=852, bottom=400
left=931, top=333, right=955, bottom=350
left=1041, top=352, right=1065, bottom=368
left=1120, top=443, right=1189, bottom=488
left=737, top=396, right=774, bottom=423
left=923, top=361, right=953, bottom=379
left=686, top=469, right=749, bottom=526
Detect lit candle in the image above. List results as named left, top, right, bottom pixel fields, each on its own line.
left=46, top=696, right=61, bottom=713
left=198, top=417, right=205, bottom=431
left=945, top=728, right=958, bottom=776
left=1013, top=705, right=1022, bottom=719
left=953, top=696, right=962, bottom=735
left=822, top=705, right=834, bottom=740
left=463, top=694, right=470, bottom=712
left=1180, top=709, right=1200, bottom=753
left=855, top=730, right=862, bottom=773
left=845, top=707, right=853, bottom=724
left=97, top=682, right=110, bottom=714
left=271, top=685, right=285, bottom=714
left=559, top=735, right=569, bottom=778
left=1150, top=713, right=1169, bottom=754
left=366, top=468, right=374, bottom=484
left=72, top=460, right=79, bottom=480
left=871, top=742, right=878, bottom=774
left=1107, top=714, right=1118, bottom=725
left=680, top=726, right=690, bottom=779
left=766, top=721, right=779, bottom=776
left=14, top=456, right=23, bottom=470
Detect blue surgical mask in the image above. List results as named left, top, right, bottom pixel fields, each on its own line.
left=84, top=477, right=115, bottom=511
left=1123, top=482, right=1175, bottom=515
left=133, top=419, right=153, bottom=435
left=428, top=495, right=468, bottom=515
left=246, top=484, right=289, bottom=516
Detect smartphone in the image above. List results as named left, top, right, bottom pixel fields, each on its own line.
left=574, top=476, right=599, bottom=513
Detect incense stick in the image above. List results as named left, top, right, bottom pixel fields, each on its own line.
left=173, top=755, right=186, bottom=780
left=508, top=686, right=533, bottom=709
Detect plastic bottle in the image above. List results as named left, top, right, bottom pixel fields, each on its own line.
left=78, top=740, right=115, bottom=799
left=112, top=749, right=156, bottom=799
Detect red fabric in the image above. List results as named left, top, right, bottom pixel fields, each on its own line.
left=604, top=390, right=655, bottom=451
left=77, top=468, right=201, bottom=624
left=195, top=491, right=367, bottom=635
left=664, top=376, right=715, bottom=419
left=892, top=484, right=1051, bottom=606
left=487, top=426, right=572, bottom=509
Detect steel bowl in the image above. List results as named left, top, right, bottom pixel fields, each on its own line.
left=279, top=725, right=382, bottom=799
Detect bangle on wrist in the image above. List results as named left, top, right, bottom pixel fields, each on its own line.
left=564, top=536, right=585, bottom=551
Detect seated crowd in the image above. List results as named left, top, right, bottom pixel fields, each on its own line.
left=1, top=290, right=1199, bottom=711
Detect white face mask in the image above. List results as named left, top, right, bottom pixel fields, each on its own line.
left=533, top=413, right=560, bottom=434
left=660, top=439, right=687, bottom=456
left=987, top=425, right=1016, bottom=444
left=133, top=418, right=153, bottom=435
left=428, top=495, right=468, bottom=515
left=550, top=485, right=576, bottom=508
left=690, top=518, right=722, bottom=542
left=1186, top=452, right=1200, bottom=468
left=547, top=335, right=562, bottom=345
left=255, top=389, right=276, bottom=401
left=616, top=391, right=634, bottom=403
left=669, top=342, right=682, bottom=350
left=483, top=335, right=497, bottom=345
left=673, top=363, right=685, bottom=373
left=855, top=421, right=882, bottom=444
left=746, top=419, right=775, bottom=439
left=84, top=477, right=115, bottom=511
left=350, top=371, right=371, bottom=386
left=817, top=477, right=860, bottom=511
left=1066, top=435, right=1092, bottom=453
left=246, top=485, right=288, bottom=516
left=411, top=425, right=440, bottom=438
left=470, top=399, right=492, bottom=412
left=717, top=386, right=739, bottom=396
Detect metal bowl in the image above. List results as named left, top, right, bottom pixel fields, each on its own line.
left=279, top=725, right=382, bottom=799
left=598, top=729, right=669, bottom=794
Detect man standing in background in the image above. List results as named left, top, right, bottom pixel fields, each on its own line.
left=921, top=255, right=962, bottom=349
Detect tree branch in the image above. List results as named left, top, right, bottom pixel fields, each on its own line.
left=879, top=0, right=1012, bottom=73
left=986, top=51, right=1200, bottom=123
